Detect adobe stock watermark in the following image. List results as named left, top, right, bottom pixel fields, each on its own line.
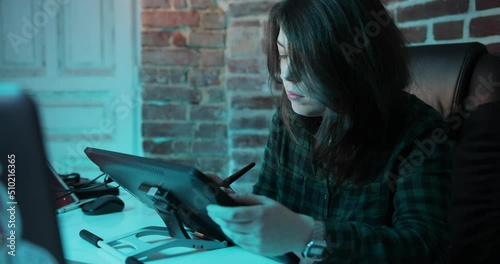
left=385, top=73, right=500, bottom=191
left=340, top=8, right=393, bottom=63
left=7, top=0, right=70, bottom=54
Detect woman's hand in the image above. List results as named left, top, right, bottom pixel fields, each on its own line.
left=206, top=194, right=314, bottom=256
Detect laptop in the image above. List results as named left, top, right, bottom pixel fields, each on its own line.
left=0, top=84, right=65, bottom=263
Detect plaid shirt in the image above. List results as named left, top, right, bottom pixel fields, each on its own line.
left=253, top=92, right=452, bottom=263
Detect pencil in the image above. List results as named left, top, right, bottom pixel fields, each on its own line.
left=219, top=162, right=256, bottom=188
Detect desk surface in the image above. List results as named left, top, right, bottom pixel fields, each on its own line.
left=57, top=189, right=283, bottom=264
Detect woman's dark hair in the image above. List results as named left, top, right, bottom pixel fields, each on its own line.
left=266, top=0, right=411, bottom=184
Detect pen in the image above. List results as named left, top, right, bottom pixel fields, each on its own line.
left=80, top=229, right=143, bottom=264
left=57, top=203, right=83, bottom=214
left=219, top=162, right=256, bottom=188
left=57, top=199, right=94, bottom=214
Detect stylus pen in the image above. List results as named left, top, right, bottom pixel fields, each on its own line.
left=219, top=162, right=256, bottom=188
left=80, top=229, right=143, bottom=264
left=56, top=199, right=95, bottom=214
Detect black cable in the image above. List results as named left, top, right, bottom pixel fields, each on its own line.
left=55, top=173, right=106, bottom=201
left=54, top=183, right=110, bottom=193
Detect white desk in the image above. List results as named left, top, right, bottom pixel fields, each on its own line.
left=57, top=189, right=282, bottom=264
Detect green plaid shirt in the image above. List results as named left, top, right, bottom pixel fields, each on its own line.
left=253, top=92, right=452, bottom=263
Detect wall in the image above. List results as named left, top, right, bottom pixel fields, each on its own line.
left=384, top=0, right=500, bottom=52
left=140, top=0, right=500, bottom=193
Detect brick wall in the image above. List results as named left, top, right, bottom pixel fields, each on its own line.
left=140, top=0, right=500, bottom=193
left=384, top=0, right=500, bottom=53
left=140, top=0, right=230, bottom=179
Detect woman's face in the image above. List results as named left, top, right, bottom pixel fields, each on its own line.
left=277, top=29, right=326, bottom=117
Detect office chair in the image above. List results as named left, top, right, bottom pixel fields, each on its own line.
left=406, top=42, right=500, bottom=263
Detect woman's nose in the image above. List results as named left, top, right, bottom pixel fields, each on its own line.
left=280, top=61, right=298, bottom=83
left=280, top=73, right=297, bottom=84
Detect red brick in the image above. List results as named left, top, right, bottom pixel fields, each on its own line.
left=228, top=58, right=263, bottom=73
left=189, top=32, right=225, bottom=48
left=204, top=12, right=226, bottom=29
left=200, top=50, right=225, bottom=66
left=142, top=48, right=199, bottom=66
left=142, top=31, right=171, bottom=46
left=191, top=105, right=227, bottom=121
left=192, top=140, right=228, bottom=156
left=198, top=158, right=228, bottom=175
left=228, top=26, right=261, bottom=57
left=142, top=10, right=200, bottom=27
left=231, top=20, right=260, bottom=27
left=172, top=31, right=187, bottom=46
left=195, top=123, right=227, bottom=138
left=228, top=1, right=275, bottom=18
left=230, top=113, right=271, bottom=130
left=141, top=67, right=166, bottom=85
left=190, top=68, right=221, bottom=87
left=470, top=15, right=500, bottom=37
left=142, top=0, right=170, bottom=9
left=170, top=68, right=189, bottom=84
left=433, top=20, right=464, bottom=40
left=232, top=133, right=268, bottom=148
left=141, top=67, right=188, bottom=84
left=231, top=95, right=278, bottom=109
left=191, top=0, right=213, bottom=9
left=142, top=122, right=194, bottom=138
left=204, top=88, right=226, bottom=103
left=142, top=86, right=201, bottom=104
left=400, top=26, right=427, bottom=43
left=397, top=0, right=469, bottom=22
left=476, top=0, right=500, bottom=10
left=143, top=140, right=190, bottom=155
left=172, top=0, right=187, bottom=9
left=142, top=104, right=188, bottom=121
left=487, top=43, right=500, bottom=54
left=227, top=76, right=268, bottom=91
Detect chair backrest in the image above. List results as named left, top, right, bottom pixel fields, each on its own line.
left=407, top=43, right=500, bottom=263
left=0, top=85, right=64, bottom=263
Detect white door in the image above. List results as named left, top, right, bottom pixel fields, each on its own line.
left=0, top=0, right=141, bottom=175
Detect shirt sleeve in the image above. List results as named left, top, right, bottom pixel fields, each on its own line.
left=321, top=124, right=452, bottom=263
left=252, top=110, right=282, bottom=200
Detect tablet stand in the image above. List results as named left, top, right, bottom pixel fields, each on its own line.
left=81, top=184, right=228, bottom=263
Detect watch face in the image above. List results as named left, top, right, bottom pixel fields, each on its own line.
left=305, top=244, right=326, bottom=260
left=309, top=245, right=325, bottom=256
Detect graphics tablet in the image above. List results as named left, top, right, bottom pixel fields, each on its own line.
left=84, top=147, right=240, bottom=242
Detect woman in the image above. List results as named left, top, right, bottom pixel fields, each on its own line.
left=207, top=0, right=451, bottom=262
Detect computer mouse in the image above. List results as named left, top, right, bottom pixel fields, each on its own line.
left=81, top=195, right=124, bottom=215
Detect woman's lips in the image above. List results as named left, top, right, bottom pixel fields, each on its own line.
left=286, top=91, right=304, bottom=101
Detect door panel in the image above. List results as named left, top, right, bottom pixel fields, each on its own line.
left=0, top=0, right=45, bottom=76
left=0, top=0, right=140, bottom=175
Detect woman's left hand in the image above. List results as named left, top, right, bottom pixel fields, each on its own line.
left=206, top=194, right=314, bottom=256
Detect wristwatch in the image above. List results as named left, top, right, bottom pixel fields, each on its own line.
left=302, top=220, right=328, bottom=261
